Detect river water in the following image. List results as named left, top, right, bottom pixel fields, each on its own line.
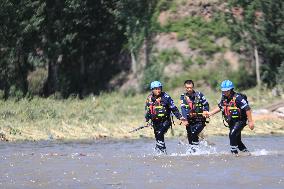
left=0, top=136, right=283, bottom=189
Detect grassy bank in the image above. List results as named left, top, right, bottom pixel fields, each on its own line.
left=0, top=87, right=283, bottom=141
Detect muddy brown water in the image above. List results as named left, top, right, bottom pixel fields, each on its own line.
left=0, top=136, right=284, bottom=189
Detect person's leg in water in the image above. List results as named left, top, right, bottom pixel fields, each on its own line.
left=186, top=124, right=193, bottom=145
left=237, top=129, right=249, bottom=152
left=229, top=121, right=245, bottom=154
left=153, top=120, right=170, bottom=154
left=186, top=121, right=205, bottom=153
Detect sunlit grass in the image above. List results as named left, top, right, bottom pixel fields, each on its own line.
left=0, top=87, right=283, bottom=141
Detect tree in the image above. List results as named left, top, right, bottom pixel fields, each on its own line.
left=0, top=0, right=43, bottom=98
left=227, top=0, right=284, bottom=87
left=116, top=0, right=158, bottom=75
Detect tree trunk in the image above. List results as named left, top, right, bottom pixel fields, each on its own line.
left=45, top=58, right=58, bottom=96
left=144, top=35, right=150, bottom=67
left=130, top=49, right=137, bottom=75
left=254, top=45, right=261, bottom=102
left=79, top=43, right=85, bottom=98
left=254, top=45, right=261, bottom=88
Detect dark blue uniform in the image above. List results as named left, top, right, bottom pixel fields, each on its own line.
left=180, top=91, right=209, bottom=147
left=145, top=92, right=182, bottom=153
left=218, top=92, right=251, bottom=154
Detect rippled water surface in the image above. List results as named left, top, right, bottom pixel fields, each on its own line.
left=0, top=136, right=284, bottom=189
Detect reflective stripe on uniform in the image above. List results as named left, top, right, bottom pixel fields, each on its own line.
left=241, top=104, right=248, bottom=109
left=230, top=145, right=238, bottom=150
left=192, top=142, right=199, bottom=145
left=156, top=140, right=165, bottom=147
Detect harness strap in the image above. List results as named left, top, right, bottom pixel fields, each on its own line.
left=222, top=95, right=242, bottom=125
left=185, top=96, right=194, bottom=110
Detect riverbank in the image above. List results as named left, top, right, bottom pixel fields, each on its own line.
left=0, top=87, right=283, bottom=141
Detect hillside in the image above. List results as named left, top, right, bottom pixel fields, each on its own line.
left=120, top=0, right=252, bottom=92
left=1, top=0, right=283, bottom=98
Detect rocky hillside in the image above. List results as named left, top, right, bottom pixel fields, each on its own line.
left=120, top=0, right=253, bottom=92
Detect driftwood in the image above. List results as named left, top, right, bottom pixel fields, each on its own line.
left=263, top=101, right=284, bottom=112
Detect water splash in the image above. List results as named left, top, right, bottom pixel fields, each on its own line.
left=170, top=140, right=217, bottom=156
left=249, top=149, right=283, bottom=156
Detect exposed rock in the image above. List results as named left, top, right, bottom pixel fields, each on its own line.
left=253, top=100, right=284, bottom=120
left=158, top=11, right=170, bottom=26
left=159, top=0, right=225, bottom=22
left=274, top=107, right=284, bottom=118
left=253, top=109, right=270, bottom=114
left=215, top=37, right=231, bottom=48
left=224, top=51, right=240, bottom=71
left=119, top=74, right=140, bottom=92
left=154, top=32, right=192, bottom=58
left=264, top=101, right=284, bottom=112
left=164, top=63, right=184, bottom=77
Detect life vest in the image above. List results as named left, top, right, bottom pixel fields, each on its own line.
left=222, top=95, right=241, bottom=123
left=147, top=95, right=168, bottom=121
left=184, top=93, right=204, bottom=117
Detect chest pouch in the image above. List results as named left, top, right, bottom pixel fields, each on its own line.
left=223, top=97, right=241, bottom=123
left=149, top=98, right=167, bottom=120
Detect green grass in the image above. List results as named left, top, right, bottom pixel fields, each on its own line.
left=159, top=14, right=230, bottom=56
left=0, top=87, right=283, bottom=141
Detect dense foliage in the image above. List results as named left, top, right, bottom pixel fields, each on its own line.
left=0, top=0, right=283, bottom=99
left=227, top=0, right=284, bottom=87
left=0, top=0, right=158, bottom=98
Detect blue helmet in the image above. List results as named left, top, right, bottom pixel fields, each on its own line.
left=221, top=80, right=234, bottom=91
left=150, top=81, right=162, bottom=90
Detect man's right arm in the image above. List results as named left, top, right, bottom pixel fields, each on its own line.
left=180, top=95, right=188, bottom=119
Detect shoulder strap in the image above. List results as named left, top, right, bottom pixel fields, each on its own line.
left=185, top=95, right=194, bottom=110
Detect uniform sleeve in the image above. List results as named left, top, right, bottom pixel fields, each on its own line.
left=218, top=99, right=223, bottom=110
left=236, top=95, right=251, bottom=111
left=144, top=97, right=151, bottom=121
left=180, top=95, right=188, bottom=119
left=199, top=92, right=209, bottom=111
left=166, top=95, right=182, bottom=119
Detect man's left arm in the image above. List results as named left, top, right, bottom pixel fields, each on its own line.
left=200, top=93, right=209, bottom=112
left=200, top=93, right=209, bottom=116
left=246, top=109, right=254, bottom=130
left=167, top=95, right=185, bottom=121
left=237, top=96, right=254, bottom=130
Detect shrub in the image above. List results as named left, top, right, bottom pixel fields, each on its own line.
left=163, top=14, right=230, bottom=57
left=195, top=56, right=206, bottom=65
left=141, top=59, right=164, bottom=91
left=27, top=68, right=48, bottom=96
left=157, top=49, right=183, bottom=65
left=9, top=85, right=24, bottom=100
left=276, top=62, right=284, bottom=90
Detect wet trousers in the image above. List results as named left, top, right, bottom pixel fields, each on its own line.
left=228, top=121, right=248, bottom=154
left=186, top=121, right=205, bottom=146
left=153, top=119, right=171, bottom=153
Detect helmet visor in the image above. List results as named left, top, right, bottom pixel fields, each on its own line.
left=221, top=87, right=232, bottom=92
